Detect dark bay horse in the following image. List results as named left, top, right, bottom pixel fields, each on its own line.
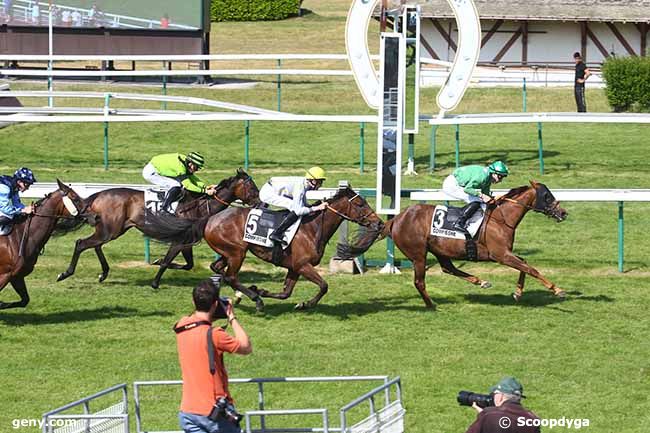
left=142, top=186, right=384, bottom=312
left=369, top=181, right=568, bottom=309
left=0, top=180, right=85, bottom=309
left=56, top=169, right=259, bottom=285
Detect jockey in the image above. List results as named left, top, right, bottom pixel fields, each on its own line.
left=259, top=167, right=328, bottom=243
left=0, top=167, right=36, bottom=226
left=442, top=161, right=509, bottom=234
left=142, top=152, right=217, bottom=213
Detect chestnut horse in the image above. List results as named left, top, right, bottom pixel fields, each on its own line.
left=56, top=169, right=259, bottom=285
left=141, top=186, right=384, bottom=312
left=371, top=181, right=568, bottom=309
left=0, top=180, right=85, bottom=309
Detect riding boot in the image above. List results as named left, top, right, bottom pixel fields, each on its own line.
left=161, top=186, right=183, bottom=214
left=453, top=201, right=481, bottom=235
left=0, top=214, right=13, bottom=226
left=269, top=212, right=299, bottom=244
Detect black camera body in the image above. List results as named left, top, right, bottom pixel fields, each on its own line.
left=457, top=390, right=495, bottom=408
left=208, top=397, right=243, bottom=426
left=212, top=297, right=230, bottom=320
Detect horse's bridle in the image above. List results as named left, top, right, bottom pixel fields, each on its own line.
left=495, top=192, right=563, bottom=219
left=32, top=189, right=84, bottom=219
left=325, top=193, right=376, bottom=227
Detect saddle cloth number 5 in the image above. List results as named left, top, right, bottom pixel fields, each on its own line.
left=246, top=213, right=260, bottom=235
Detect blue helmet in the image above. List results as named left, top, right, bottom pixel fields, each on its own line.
left=14, top=167, right=37, bottom=185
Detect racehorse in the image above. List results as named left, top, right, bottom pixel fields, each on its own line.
left=358, top=181, right=568, bottom=309
left=0, top=180, right=85, bottom=309
left=141, top=186, right=384, bottom=312
left=56, top=169, right=260, bottom=286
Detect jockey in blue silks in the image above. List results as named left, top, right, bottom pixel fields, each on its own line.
left=0, top=167, right=36, bottom=226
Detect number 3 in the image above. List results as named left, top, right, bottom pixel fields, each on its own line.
left=433, top=209, right=446, bottom=228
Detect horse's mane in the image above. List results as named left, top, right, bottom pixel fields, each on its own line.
left=500, top=185, right=532, bottom=199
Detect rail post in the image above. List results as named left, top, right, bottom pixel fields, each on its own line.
left=537, top=122, right=544, bottom=175
left=429, top=124, right=438, bottom=173
left=103, top=93, right=111, bottom=170
left=359, top=122, right=365, bottom=173
left=277, top=59, right=282, bottom=112
left=455, top=124, right=460, bottom=168
left=618, top=201, right=624, bottom=272
left=244, top=120, right=250, bottom=170
left=522, top=77, right=527, bottom=112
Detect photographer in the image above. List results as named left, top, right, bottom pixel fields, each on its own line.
left=464, top=377, right=540, bottom=433
left=175, top=277, right=252, bottom=433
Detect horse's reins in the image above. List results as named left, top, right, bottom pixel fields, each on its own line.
left=324, top=194, right=373, bottom=226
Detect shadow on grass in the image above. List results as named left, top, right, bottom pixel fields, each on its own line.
left=463, top=289, right=614, bottom=309
left=138, top=270, right=278, bottom=291
left=0, top=306, right=173, bottom=326
left=235, top=293, right=455, bottom=319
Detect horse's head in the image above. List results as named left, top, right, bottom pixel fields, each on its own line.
left=217, top=168, right=260, bottom=206
left=54, top=179, right=85, bottom=217
left=530, top=181, right=567, bottom=222
left=326, top=185, right=384, bottom=231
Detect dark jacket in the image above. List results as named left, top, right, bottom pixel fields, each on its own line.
left=465, top=401, right=540, bottom=433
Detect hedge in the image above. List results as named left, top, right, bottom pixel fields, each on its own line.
left=601, top=55, right=650, bottom=112
left=211, top=0, right=301, bottom=22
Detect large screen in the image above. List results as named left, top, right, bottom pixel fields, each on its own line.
left=1, top=0, right=204, bottom=30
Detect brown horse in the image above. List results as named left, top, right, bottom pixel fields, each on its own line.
left=370, top=181, right=568, bottom=309
left=0, top=180, right=85, bottom=309
left=142, top=186, right=384, bottom=312
left=56, top=169, right=259, bottom=286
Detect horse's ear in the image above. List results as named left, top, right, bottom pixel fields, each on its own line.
left=56, top=178, right=68, bottom=191
left=237, top=167, right=246, bottom=177
left=529, top=180, right=539, bottom=188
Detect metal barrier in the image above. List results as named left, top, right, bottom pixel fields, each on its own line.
left=134, top=376, right=403, bottom=433
left=41, top=383, right=129, bottom=433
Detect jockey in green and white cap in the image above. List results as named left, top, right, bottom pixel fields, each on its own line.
left=441, top=161, right=509, bottom=234
left=142, top=152, right=216, bottom=213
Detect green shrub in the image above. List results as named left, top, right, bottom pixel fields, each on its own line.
left=602, top=56, right=650, bottom=112
left=211, top=0, right=301, bottom=22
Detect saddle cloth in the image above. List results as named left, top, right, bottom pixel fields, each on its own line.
left=144, top=187, right=178, bottom=215
left=243, top=208, right=301, bottom=249
left=429, top=204, right=485, bottom=240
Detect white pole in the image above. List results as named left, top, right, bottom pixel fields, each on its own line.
left=48, top=0, right=53, bottom=107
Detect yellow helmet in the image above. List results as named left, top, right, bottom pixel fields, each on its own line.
left=305, top=166, right=326, bottom=180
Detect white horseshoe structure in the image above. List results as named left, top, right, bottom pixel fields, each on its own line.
left=436, top=0, right=481, bottom=115
left=345, top=0, right=481, bottom=115
left=346, top=0, right=381, bottom=109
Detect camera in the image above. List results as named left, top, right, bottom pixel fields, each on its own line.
left=457, top=390, right=495, bottom=408
left=208, top=397, right=243, bottom=426
left=212, top=296, right=230, bottom=320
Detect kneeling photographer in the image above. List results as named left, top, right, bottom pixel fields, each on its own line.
left=460, top=377, right=540, bottom=433
left=175, top=276, right=252, bottom=433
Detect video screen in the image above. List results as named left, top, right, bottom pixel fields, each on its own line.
left=0, top=0, right=203, bottom=30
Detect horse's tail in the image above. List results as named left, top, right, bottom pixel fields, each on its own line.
left=140, top=210, right=209, bottom=245
left=335, top=219, right=388, bottom=260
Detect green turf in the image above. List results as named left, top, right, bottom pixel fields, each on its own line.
left=1, top=2, right=650, bottom=433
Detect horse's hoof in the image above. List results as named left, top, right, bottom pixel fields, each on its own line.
left=294, top=302, right=306, bottom=311
left=56, top=272, right=68, bottom=282
left=480, top=281, right=492, bottom=289
left=151, top=282, right=159, bottom=290
left=555, top=290, right=567, bottom=299
left=98, top=274, right=108, bottom=283
left=512, top=293, right=521, bottom=302
left=152, top=259, right=161, bottom=266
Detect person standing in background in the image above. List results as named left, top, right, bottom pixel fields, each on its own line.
left=573, top=52, right=591, bottom=112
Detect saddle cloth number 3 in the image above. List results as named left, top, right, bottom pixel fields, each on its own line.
left=433, top=207, right=447, bottom=229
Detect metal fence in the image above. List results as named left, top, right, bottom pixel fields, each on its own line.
left=41, top=383, right=129, bottom=433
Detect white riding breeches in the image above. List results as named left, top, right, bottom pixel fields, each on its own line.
left=142, top=163, right=181, bottom=189
left=442, top=174, right=482, bottom=204
left=259, top=182, right=309, bottom=215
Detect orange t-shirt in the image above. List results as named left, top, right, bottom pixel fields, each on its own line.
left=176, top=314, right=241, bottom=415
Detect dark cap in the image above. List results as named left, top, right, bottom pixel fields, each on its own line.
left=490, top=376, right=526, bottom=398
left=573, top=52, right=582, bottom=59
